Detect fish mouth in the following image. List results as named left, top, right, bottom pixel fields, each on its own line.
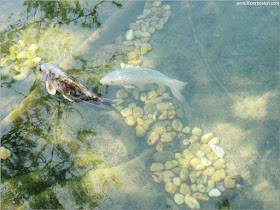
left=100, top=78, right=105, bottom=84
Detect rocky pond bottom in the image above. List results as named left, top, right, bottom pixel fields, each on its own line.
left=113, top=84, right=240, bottom=209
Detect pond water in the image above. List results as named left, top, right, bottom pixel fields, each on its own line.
left=1, top=1, right=279, bottom=209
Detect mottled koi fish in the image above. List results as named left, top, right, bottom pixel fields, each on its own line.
left=37, top=63, right=120, bottom=110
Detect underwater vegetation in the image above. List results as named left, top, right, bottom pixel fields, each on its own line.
left=1, top=1, right=125, bottom=209
left=1, top=85, right=124, bottom=209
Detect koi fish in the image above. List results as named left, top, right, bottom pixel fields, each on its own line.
left=37, top=63, right=120, bottom=110
left=100, top=68, right=187, bottom=102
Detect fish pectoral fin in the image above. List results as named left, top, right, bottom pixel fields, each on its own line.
left=158, top=83, right=166, bottom=90
left=123, top=85, right=135, bottom=89
left=136, top=84, right=146, bottom=90
left=46, top=81, right=56, bottom=95
left=62, top=94, right=74, bottom=102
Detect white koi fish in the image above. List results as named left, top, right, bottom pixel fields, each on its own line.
left=100, top=68, right=187, bottom=103
left=37, top=63, right=120, bottom=110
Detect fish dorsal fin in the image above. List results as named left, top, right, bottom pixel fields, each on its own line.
left=62, top=94, right=74, bottom=102
left=57, top=76, right=88, bottom=93
left=46, top=81, right=56, bottom=95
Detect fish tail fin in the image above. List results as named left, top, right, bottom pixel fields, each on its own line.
left=169, top=79, right=187, bottom=103
left=85, top=97, right=120, bottom=111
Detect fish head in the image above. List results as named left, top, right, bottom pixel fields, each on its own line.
left=37, top=63, right=58, bottom=81
left=100, top=71, right=123, bottom=86
left=36, top=63, right=49, bottom=81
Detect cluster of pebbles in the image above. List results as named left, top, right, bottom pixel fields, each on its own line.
left=150, top=129, right=236, bottom=209
left=1, top=40, right=41, bottom=80
left=122, top=1, right=171, bottom=68
left=114, top=85, right=179, bottom=139
left=115, top=85, right=236, bottom=209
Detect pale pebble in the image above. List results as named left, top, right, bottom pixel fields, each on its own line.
left=193, top=192, right=209, bottom=201
left=206, top=179, right=215, bottom=192
left=13, top=73, right=26, bottom=80
left=121, top=108, right=132, bottom=117
left=191, top=184, right=198, bottom=192
left=147, top=90, right=158, bottom=99
left=197, top=184, right=206, bottom=192
left=201, top=157, right=212, bottom=167
left=126, top=29, right=134, bottom=40
left=165, top=182, right=177, bottom=194
left=210, top=144, right=225, bottom=158
left=174, top=153, right=181, bottom=159
left=154, top=126, right=166, bottom=135
left=147, top=131, right=159, bottom=145
left=18, top=40, right=25, bottom=47
left=136, top=125, right=146, bottom=137
left=172, top=119, right=183, bottom=132
left=173, top=177, right=182, bottom=187
left=141, top=31, right=151, bottom=38
left=201, top=133, right=214, bottom=144
left=163, top=170, right=175, bottom=183
left=190, top=135, right=200, bottom=144
left=148, top=27, right=155, bottom=34
left=182, top=126, right=191, bottom=134
left=140, top=93, right=147, bottom=102
left=184, top=194, right=200, bottom=209
left=133, top=107, right=144, bottom=118
left=141, top=23, right=150, bottom=31
left=161, top=132, right=173, bottom=143
left=208, top=188, right=221, bottom=197
left=158, top=110, right=168, bottom=120
left=178, top=158, right=190, bottom=169
left=174, top=193, right=185, bottom=205
left=143, top=9, right=151, bottom=16
left=196, top=150, right=205, bottom=158
left=208, top=137, right=219, bottom=145
left=179, top=183, right=191, bottom=195
left=165, top=160, right=178, bottom=169
left=179, top=168, right=189, bottom=181
left=156, top=142, right=164, bottom=152
left=125, top=116, right=136, bottom=126
left=182, top=139, right=190, bottom=146
left=192, top=127, right=202, bottom=136
left=28, top=44, right=39, bottom=52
